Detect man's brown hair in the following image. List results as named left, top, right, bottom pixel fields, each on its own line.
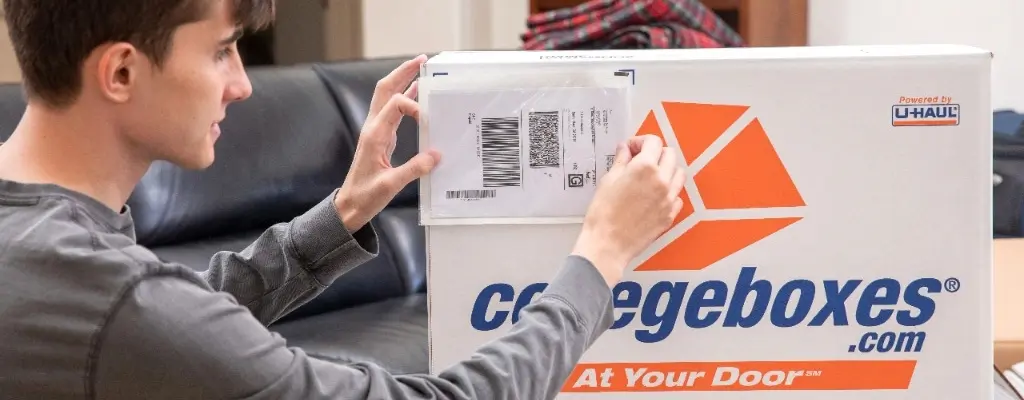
left=2, top=0, right=275, bottom=109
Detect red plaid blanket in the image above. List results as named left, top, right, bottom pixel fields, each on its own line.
left=521, top=0, right=744, bottom=50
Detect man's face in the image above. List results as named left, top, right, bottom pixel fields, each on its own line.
left=119, top=0, right=253, bottom=169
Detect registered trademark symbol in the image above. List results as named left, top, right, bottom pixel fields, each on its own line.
left=944, top=278, right=961, bottom=293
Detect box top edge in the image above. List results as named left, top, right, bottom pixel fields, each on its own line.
left=426, top=44, right=992, bottom=65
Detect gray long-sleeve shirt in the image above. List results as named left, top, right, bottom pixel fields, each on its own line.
left=0, top=178, right=615, bottom=399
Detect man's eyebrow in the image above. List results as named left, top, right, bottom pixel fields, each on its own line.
left=219, top=28, right=244, bottom=45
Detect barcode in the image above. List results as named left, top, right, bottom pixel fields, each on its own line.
left=481, top=117, right=522, bottom=188
left=529, top=111, right=561, bottom=168
left=446, top=189, right=497, bottom=199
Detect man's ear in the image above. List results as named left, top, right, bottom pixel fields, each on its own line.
left=94, top=43, right=142, bottom=104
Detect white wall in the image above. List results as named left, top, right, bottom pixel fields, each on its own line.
left=809, top=0, right=1024, bottom=111
left=489, top=0, right=531, bottom=49
left=360, top=0, right=462, bottom=57
left=360, top=0, right=527, bottom=58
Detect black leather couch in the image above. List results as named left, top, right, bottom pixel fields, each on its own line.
left=0, top=57, right=430, bottom=374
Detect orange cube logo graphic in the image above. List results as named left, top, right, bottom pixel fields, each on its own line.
left=634, top=102, right=806, bottom=272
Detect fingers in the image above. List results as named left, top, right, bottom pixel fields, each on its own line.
left=626, top=136, right=646, bottom=156
left=374, top=94, right=419, bottom=138
left=630, top=134, right=665, bottom=165
left=657, top=148, right=676, bottom=181
left=404, top=80, right=420, bottom=100
left=669, top=166, right=686, bottom=199
left=368, top=54, right=427, bottom=120
left=609, top=142, right=632, bottom=172
left=670, top=197, right=684, bottom=219
left=383, top=150, right=441, bottom=191
left=668, top=168, right=686, bottom=221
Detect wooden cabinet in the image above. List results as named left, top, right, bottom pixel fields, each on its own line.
left=0, top=9, right=21, bottom=82
left=528, top=0, right=807, bottom=47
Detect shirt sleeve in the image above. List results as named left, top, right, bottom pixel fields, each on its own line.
left=92, top=255, right=614, bottom=400
left=200, top=189, right=378, bottom=325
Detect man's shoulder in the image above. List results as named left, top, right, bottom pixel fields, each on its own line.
left=0, top=194, right=207, bottom=399
left=1, top=194, right=162, bottom=271
left=0, top=188, right=206, bottom=306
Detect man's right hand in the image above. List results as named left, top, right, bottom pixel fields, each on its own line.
left=572, top=134, right=686, bottom=287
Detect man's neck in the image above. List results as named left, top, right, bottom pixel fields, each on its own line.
left=0, top=103, right=151, bottom=212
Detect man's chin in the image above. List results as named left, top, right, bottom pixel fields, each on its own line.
left=183, top=157, right=215, bottom=170
left=167, top=151, right=216, bottom=171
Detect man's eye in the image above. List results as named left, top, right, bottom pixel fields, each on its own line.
left=216, top=47, right=234, bottom=60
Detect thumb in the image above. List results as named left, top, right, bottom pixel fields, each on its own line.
left=609, top=142, right=632, bottom=172
left=385, top=150, right=440, bottom=189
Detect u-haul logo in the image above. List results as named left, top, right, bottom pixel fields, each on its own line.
left=632, top=101, right=805, bottom=272
left=891, top=103, right=960, bottom=127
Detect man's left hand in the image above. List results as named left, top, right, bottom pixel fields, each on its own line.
left=333, top=54, right=440, bottom=232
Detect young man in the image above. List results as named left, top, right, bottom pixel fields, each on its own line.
left=0, top=0, right=686, bottom=399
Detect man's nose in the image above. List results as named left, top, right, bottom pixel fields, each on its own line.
left=225, top=69, right=253, bottom=103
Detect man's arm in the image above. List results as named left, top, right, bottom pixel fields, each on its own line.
left=200, top=189, right=378, bottom=325
left=92, top=255, right=613, bottom=400
left=196, top=55, right=432, bottom=326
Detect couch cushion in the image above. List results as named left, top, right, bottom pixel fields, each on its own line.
left=127, top=64, right=357, bottom=247
left=375, top=207, right=427, bottom=293
left=269, top=294, right=428, bottom=375
left=149, top=207, right=426, bottom=319
left=148, top=229, right=267, bottom=270
left=313, top=58, right=422, bottom=208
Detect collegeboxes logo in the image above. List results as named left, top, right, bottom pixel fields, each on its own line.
left=470, top=101, right=949, bottom=393
left=557, top=102, right=935, bottom=393
left=632, top=101, right=806, bottom=272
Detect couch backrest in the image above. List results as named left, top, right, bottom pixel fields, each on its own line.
left=127, top=64, right=357, bottom=247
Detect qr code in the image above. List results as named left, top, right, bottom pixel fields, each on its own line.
left=528, top=111, right=560, bottom=168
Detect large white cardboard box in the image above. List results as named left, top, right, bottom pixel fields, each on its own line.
left=417, top=45, right=992, bottom=399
